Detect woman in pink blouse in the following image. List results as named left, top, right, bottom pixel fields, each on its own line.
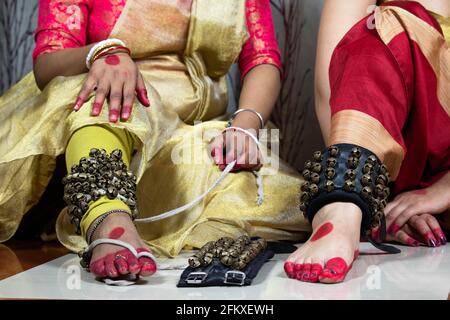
left=0, top=0, right=310, bottom=283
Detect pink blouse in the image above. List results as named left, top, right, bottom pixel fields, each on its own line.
left=33, top=0, right=282, bottom=79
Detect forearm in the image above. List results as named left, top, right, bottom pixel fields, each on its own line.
left=233, top=64, right=281, bottom=131
left=33, top=44, right=94, bottom=90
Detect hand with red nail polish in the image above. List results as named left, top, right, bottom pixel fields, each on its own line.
left=208, top=127, right=262, bottom=172
left=385, top=214, right=446, bottom=247
left=384, top=173, right=450, bottom=241
left=74, top=49, right=150, bottom=123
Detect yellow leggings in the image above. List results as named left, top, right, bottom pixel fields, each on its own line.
left=66, top=125, right=135, bottom=239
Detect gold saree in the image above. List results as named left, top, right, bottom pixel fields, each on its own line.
left=0, top=0, right=309, bottom=257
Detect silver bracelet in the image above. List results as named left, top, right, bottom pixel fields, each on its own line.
left=227, top=108, right=265, bottom=129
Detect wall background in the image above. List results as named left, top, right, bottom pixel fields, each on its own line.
left=0, top=0, right=325, bottom=171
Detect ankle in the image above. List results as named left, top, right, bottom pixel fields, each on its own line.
left=90, top=211, right=133, bottom=241
left=312, top=202, right=363, bottom=229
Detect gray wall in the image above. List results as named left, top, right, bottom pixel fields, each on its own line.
left=0, top=0, right=325, bottom=171
left=0, top=0, right=38, bottom=94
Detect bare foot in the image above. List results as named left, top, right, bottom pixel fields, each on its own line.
left=89, top=212, right=156, bottom=278
left=284, top=203, right=361, bottom=284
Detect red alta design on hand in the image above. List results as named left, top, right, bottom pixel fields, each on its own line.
left=105, top=54, right=121, bottom=65
left=311, top=222, right=333, bottom=241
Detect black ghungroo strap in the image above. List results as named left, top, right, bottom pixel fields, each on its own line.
left=178, top=236, right=273, bottom=287
left=62, top=148, right=138, bottom=234
left=300, top=143, right=400, bottom=254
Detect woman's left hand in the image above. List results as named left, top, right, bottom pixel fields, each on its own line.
left=209, top=128, right=262, bottom=172
left=384, top=213, right=447, bottom=247
left=384, top=176, right=450, bottom=235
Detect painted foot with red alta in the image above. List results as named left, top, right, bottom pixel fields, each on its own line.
left=89, top=212, right=156, bottom=278
left=284, top=203, right=361, bottom=284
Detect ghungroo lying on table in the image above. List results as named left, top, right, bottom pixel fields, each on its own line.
left=300, top=143, right=400, bottom=254
left=62, top=148, right=138, bottom=236
left=179, top=236, right=273, bottom=287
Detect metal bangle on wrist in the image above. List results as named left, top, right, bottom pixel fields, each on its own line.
left=227, top=108, right=264, bottom=130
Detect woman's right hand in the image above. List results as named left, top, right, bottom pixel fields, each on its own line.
left=74, top=52, right=150, bottom=122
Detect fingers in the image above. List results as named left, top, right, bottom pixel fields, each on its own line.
left=386, top=202, right=409, bottom=234
left=136, top=72, right=150, bottom=107
left=422, top=214, right=446, bottom=245
left=121, top=73, right=136, bottom=121
left=408, top=215, right=438, bottom=247
left=224, top=131, right=241, bottom=171
left=91, top=80, right=109, bottom=116
left=391, top=205, right=427, bottom=234
left=108, top=79, right=124, bottom=123
left=75, top=76, right=97, bottom=111
left=223, top=130, right=261, bottom=172
left=394, top=230, right=420, bottom=247
left=210, top=134, right=225, bottom=167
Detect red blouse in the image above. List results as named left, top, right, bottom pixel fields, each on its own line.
left=33, top=0, right=282, bottom=78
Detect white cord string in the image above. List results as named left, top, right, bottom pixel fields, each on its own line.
left=134, top=161, right=237, bottom=223
left=86, top=159, right=264, bottom=286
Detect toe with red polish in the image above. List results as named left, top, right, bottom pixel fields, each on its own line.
left=90, top=259, right=107, bottom=277
left=105, top=254, right=119, bottom=278
left=125, top=251, right=141, bottom=274
left=309, top=264, right=323, bottom=283
left=114, top=256, right=129, bottom=275
left=294, top=264, right=304, bottom=280
left=137, top=248, right=157, bottom=276
left=284, top=261, right=295, bottom=278
left=319, top=257, right=349, bottom=283
left=301, top=263, right=311, bottom=281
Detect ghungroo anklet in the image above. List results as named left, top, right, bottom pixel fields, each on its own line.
left=62, top=148, right=139, bottom=235
left=299, top=143, right=399, bottom=253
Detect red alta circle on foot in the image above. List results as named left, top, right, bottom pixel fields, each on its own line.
left=311, top=222, right=333, bottom=241
left=108, top=227, right=125, bottom=239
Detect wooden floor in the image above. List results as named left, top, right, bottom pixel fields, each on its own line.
left=0, top=240, right=69, bottom=281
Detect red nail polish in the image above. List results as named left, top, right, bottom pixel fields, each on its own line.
left=406, top=238, right=420, bottom=247
left=388, top=223, right=401, bottom=234
left=121, top=106, right=131, bottom=120
left=110, top=110, right=119, bottom=122
left=139, top=89, right=150, bottom=107
left=284, top=262, right=295, bottom=278
left=372, top=227, right=380, bottom=241
left=91, top=102, right=101, bottom=116
left=433, top=228, right=447, bottom=244
left=425, top=232, right=438, bottom=247
left=74, top=98, right=83, bottom=111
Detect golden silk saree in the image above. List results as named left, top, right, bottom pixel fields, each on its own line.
left=0, top=0, right=309, bottom=257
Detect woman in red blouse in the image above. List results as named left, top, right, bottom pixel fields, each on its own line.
left=0, top=0, right=310, bottom=283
